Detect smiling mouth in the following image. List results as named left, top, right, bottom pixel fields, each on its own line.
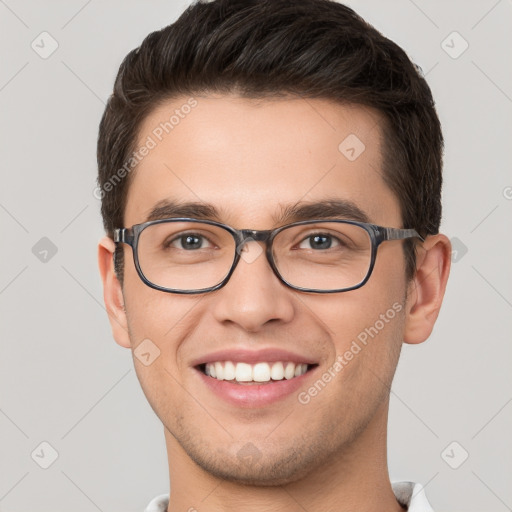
left=197, top=361, right=318, bottom=384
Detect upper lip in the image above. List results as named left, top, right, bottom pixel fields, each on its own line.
left=190, top=348, right=318, bottom=367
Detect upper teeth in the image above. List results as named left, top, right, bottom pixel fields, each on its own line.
left=204, top=361, right=309, bottom=382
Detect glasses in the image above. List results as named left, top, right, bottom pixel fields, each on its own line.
left=113, top=218, right=424, bottom=294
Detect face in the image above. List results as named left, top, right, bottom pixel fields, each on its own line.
left=111, top=95, right=414, bottom=485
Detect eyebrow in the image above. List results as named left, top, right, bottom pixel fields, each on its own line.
left=145, top=198, right=371, bottom=226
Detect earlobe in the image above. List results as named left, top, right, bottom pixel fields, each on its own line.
left=98, top=236, right=131, bottom=348
left=403, top=234, right=451, bottom=344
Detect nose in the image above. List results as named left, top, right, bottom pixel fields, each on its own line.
left=210, top=239, right=295, bottom=332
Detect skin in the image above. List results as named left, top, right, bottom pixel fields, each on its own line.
left=98, top=95, right=451, bottom=512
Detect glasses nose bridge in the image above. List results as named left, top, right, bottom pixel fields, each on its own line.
left=234, top=229, right=275, bottom=271
left=237, top=228, right=273, bottom=248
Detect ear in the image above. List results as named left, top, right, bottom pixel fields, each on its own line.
left=98, top=236, right=131, bottom=348
left=403, top=234, right=451, bottom=344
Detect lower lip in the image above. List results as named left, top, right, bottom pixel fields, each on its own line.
left=195, top=367, right=317, bottom=408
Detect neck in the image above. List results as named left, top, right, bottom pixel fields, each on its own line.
left=164, top=400, right=404, bottom=512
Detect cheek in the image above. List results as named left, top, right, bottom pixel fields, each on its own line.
left=122, top=258, right=194, bottom=337
left=121, top=265, right=206, bottom=393
left=299, top=254, right=407, bottom=388
left=306, top=255, right=406, bottom=345
left=122, top=283, right=205, bottom=420
left=293, top=285, right=405, bottom=442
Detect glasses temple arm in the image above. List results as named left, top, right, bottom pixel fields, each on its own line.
left=383, top=227, right=425, bottom=242
left=113, top=228, right=135, bottom=245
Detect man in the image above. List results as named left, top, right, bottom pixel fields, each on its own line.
left=97, top=0, right=451, bottom=510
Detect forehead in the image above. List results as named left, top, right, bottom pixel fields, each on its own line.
left=125, top=95, right=401, bottom=228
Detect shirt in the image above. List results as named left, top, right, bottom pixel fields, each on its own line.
left=144, top=481, right=434, bottom=511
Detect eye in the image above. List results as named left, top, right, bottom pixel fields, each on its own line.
left=298, top=233, right=341, bottom=250
left=167, top=233, right=213, bottom=250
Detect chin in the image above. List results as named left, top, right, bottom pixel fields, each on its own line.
left=184, top=441, right=323, bottom=487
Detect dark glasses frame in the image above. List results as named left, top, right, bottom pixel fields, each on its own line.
left=114, top=217, right=424, bottom=294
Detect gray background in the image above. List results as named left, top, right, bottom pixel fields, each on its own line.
left=1, top=0, right=511, bottom=510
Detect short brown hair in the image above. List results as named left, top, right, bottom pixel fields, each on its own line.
left=97, top=0, right=443, bottom=282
